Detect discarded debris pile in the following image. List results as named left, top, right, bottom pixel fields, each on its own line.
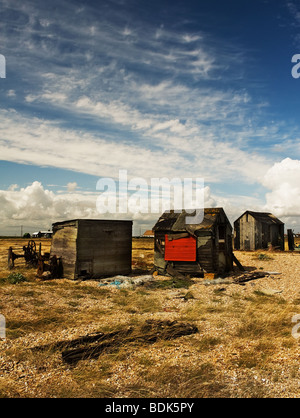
left=145, top=275, right=195, bottom=289
left=32, top=320, right=198, bottom=365
left=98, top=274, right=155, bottom=289
left=202, top=278, right=234, bottom=285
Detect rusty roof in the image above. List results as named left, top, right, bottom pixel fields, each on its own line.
left=143, top=230, right=154, bottom=236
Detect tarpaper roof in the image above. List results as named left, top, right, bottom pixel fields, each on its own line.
left=234, top=211, right=284, bottom=226
left=152, top=208, right=232, bottom=234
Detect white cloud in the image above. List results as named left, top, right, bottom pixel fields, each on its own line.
left=0, top=181, right=99, bottom=234
left=182, top=34, right=202, bottom=43
left=0, top=180, right=215, bottom=235
left=26, top=91, right=68, bottom=104
left=152, top=119, right=187, bottom=133
left=8, top=184, right=19, bottom=191
left=67, top=182, right=78, bottom=192
left=7, top=90, right=16, bottom=97
left=262, top=158, right=300, bottom=218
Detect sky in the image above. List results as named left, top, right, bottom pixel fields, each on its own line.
left=1, top=0, right=300, bottom=235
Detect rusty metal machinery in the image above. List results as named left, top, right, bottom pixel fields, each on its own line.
left=8, top=240, right=63, bottom=279
left=8, top=240, right=40, bottom=269
left=36, top=254, right=63, bottom=279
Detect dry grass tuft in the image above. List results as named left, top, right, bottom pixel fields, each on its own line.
left=1, top=238, right=300, bottom=397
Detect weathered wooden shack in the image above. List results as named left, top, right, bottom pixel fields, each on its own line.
left=152, top=208, right=234, bottom=276
left=234, top=211, right=284, bottom=251
left=50, top=219, right=132, bottom=280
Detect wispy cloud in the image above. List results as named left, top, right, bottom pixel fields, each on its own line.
left=0, top=102, right=272, bottom=186
left=1, top=0, right=300, bottom=232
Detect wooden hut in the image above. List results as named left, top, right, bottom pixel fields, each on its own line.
left=50, top=219, right=132, bottom=280
left=234, top=211, right=284, bottom=251
left=152, top=208, right=234, bottom=276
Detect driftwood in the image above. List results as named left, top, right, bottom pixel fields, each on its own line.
left=233, top=271, right=266, bottom=284
left=31, top=329, right=122, bottom=352
left=32, top=320, right=198, bottom=365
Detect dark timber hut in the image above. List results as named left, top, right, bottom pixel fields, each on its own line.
left=152, top=208, right=234, bottom=276
left=50, top=219, right=132, bottom=280
left=234, top=211, right=284, bottom=251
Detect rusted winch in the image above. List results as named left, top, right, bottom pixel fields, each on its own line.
left=7, top=240, right=42, bottom=269
left=8, top=239, right=62, bottom=279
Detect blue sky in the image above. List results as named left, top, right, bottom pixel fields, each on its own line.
left=1, top=0, right=300, bottom=235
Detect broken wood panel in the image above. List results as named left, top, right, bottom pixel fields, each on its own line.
left=169, top=261, right=202, bottom=275
left=197, top=236, right=216, bottom=273
left=239, top=213, right=256, bottom=250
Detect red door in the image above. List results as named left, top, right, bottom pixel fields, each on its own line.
left=164, top=234, right=197, bottom=262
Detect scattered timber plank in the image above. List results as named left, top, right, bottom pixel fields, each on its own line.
left=31, top=329, right=126, bottom=352
left=62, top=320, right=198, bottom=364
left=32, top=320, right=198, bottom=365
left=233, top=271, right=266, bottom=284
